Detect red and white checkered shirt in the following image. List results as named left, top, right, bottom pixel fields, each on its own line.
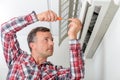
left=1, top=11, right=84, bottom=80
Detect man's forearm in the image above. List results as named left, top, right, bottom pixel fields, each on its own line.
left=69, top=39, right=84, bottom=80
left=1, top=11, right=38, bottom=34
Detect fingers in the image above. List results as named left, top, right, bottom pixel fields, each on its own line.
left=69, top=18, right=82, bottom=29
left=68, top=18, right=81, bottom=27
left=68, top=22, right=76, bottom=28
left=68, top=18, right=81, bottom=25
left=37, top=10, right=57, bottom=22
left=48, top=10, right=57, bottom=21
left=67, top=18, right=82, bottom=39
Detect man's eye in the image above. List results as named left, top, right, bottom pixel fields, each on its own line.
left=51, top=38, right=54, bottom=41
left=45, top=38, right=48, bottom=41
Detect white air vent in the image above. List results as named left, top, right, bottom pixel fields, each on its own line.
left=79, top=0, right=119, bottom=58
left=59, top=0, right=82, bottom=45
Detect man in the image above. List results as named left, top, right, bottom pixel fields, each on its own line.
left=1, top=10, right=84, bottom=80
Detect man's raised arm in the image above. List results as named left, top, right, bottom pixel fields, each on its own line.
left=1, top=11, right=38, bottom=67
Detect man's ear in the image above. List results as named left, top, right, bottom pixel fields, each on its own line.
left=29, top=42, right=36, bottom=50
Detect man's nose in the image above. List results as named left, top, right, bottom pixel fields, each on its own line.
left=49, top=40, right=54, bottom=45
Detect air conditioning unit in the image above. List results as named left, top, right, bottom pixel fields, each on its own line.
left=79, top=0, right=119, bottom=58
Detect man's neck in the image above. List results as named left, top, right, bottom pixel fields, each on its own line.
left=31, top=54, right=47, bottom=66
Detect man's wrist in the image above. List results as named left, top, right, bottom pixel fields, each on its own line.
left=68, top=34, right=77, bottom=40
left=25, top=11, right=38, bottom=23
left=32, top=11, right=39, bottom=21
left=69, top=39, right=79, bottom=44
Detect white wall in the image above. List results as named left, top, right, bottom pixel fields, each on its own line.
left=0, top=0, right=70, bottom=79
left=99, top=6, right=120, bottom=80
left=85, top=0, right=120, bottom=80
left=0, top=0, right=59, bottom=36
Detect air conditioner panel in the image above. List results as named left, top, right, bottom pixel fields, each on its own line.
left=80, top=0, right=119, bottom=58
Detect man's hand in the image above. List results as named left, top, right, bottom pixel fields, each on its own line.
left=68, top=18, right=82, bottom=40
left=37, top=10, right=58, bottom=22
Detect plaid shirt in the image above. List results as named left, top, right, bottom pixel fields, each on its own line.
left=1, top=11, right=84, bottom=80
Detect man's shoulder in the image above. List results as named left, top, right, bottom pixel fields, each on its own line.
left=15, top=53, right=30, bottom=63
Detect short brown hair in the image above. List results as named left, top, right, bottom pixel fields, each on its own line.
left=27, top=27, right=50, bottom=52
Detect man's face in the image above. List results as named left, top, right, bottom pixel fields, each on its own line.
left=31, top=31, right=54, bottom=58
